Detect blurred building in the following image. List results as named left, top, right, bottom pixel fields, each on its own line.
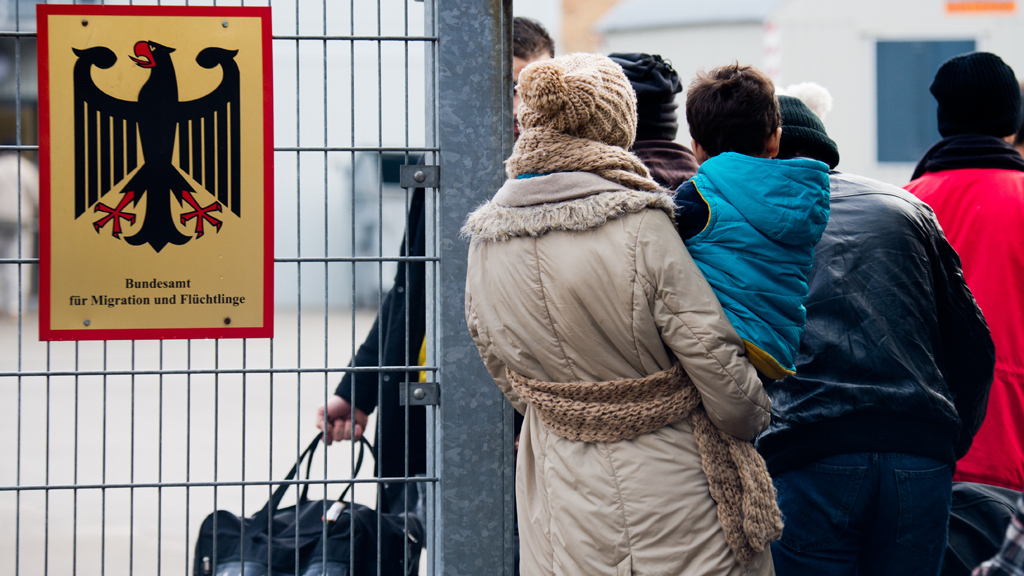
left=595, top=0, right=1024, bottom=186
left=0, top=0, right=40, bottom=313
left=562, top=0, right=616, bottom=53
left=0, top=0, right=39, bottom=150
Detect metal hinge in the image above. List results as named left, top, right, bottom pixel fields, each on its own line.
left=400, top=165, right=439, bottom=188
left=400, top=381, right=439, bottom=406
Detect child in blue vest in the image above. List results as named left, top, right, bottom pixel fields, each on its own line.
left=674, top=64, right=830, bottom=380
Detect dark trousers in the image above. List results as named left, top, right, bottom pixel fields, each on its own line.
left=771, top=452, right=953, bottom=576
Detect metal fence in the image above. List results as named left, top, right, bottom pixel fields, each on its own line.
left=0, top=0, right=514, bottom=574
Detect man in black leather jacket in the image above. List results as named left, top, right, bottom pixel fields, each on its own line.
left=758, top=95, right=996, bottom=576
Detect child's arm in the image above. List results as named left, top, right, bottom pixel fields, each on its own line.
left=672, top=180, right=710, bottom=240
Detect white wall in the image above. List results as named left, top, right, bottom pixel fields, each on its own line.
left=598, top=0, right=1024, bottom=187
left=776, top=0, right=1024, bottom=186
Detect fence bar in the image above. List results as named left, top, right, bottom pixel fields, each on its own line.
left=433, top=0, right=515, bottom=574
left=1, top=365, right=438, bottom=378
left=273, top=34, right=436, bottom=41
left=1, top=0, right=469, bottom=573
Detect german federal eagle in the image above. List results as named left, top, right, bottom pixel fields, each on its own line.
left=73, top=41, right=241, bottom=252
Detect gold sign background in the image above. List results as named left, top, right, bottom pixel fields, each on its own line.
left=44, top=13, right=268, bottom=334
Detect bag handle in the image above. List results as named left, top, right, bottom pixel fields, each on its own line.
left=296, top=434, right=371, bottom=503
left=251, top=433, right=376, bottom=528
left=335, top=435, right=372, bottom=503
left=250, top=432, right=323, bottom=528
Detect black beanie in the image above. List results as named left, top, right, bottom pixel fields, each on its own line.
left=777, top=95, right=840, bottom=169
left=608, top=53, right=681, bottom=141
left=931, top=52, right=1023, bottom=138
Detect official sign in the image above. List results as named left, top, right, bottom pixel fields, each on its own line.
left=38, top=5, right=274, bottom=340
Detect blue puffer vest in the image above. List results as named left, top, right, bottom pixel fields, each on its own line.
left=686, top=152, right=830, bottom=378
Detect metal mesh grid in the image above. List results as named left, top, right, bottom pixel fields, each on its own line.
left=0, top=0, right=449, bottom=574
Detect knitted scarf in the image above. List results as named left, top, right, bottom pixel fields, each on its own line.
left=507, top=126, right=663, bottom=193
left=911, top=133, right=1024, bottom=180
left=507, top=363, right=783, bottom=565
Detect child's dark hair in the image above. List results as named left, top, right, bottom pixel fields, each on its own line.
left=686, top=63, right=781, bottom=158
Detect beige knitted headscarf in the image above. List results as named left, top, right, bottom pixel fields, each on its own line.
left=508, top=53, right=662, bottom=192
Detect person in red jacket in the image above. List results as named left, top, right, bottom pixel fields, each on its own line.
left=906, top=51, right=1024, bottom=491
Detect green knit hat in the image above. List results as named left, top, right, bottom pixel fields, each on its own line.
left=777, top=95, right=840, bottom=169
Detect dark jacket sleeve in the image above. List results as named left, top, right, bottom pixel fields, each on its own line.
left=924, top=207, right=996, bottom=459
left=334, top=293, right=394, bottom=415
left=673, top=180, right=710, bottom=240
left=334, top=184, right=427, bottom=417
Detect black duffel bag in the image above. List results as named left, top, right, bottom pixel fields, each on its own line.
left=192, top=433, right=424, bottom=576
left=942, top=481, right=1022, bottom=576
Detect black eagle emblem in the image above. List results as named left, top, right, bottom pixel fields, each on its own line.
left=72, top=41, right=241, bottom=252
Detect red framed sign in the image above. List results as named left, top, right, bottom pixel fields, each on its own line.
left=37, top=5, right=274, bottom=341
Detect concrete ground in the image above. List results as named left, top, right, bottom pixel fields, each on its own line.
left=0, top=308, right=430, bottom=576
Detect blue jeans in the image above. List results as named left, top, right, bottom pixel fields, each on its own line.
left=771, top=453, right=953, bottom=576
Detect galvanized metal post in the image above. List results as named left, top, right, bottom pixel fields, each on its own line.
left=431, top=0, right=515, bottom=574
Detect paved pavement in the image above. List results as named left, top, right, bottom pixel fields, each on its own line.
left=0, top=309, right=430, bottom=576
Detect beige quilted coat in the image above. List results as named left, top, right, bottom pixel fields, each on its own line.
left=464, top=172, right=775, bottom=576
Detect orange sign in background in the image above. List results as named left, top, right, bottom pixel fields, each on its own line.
left=38, top=5, right=274, bottom=341
left=946, top=2, right=1017, bottom=13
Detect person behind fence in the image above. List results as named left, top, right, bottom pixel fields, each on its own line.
left=906, top=52, right=1024, bottom=492
left=317, top=179, right=428, bottom=521
left=462, top=52, right=779, bottom=575
left=608, top=52, right=699, bottom=189
left=512, top=17, right=555, bottom=142
left=315, top=16, right=555, bottom=575
left=758, top=90, right=995, bottom=576
left=673, top=63, right=830, bottom=382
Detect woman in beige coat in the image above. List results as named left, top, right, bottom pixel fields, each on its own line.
left=463, top=53, right=780, bottom=576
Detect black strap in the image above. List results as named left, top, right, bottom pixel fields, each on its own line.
left=250, top=433, right=323, bottom=528
left=250, top=433, right=376, bottom=528
left=336, top=435, right=373, bottom=503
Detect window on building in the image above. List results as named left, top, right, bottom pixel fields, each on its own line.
left=876, top=40, right=976, bottom=163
